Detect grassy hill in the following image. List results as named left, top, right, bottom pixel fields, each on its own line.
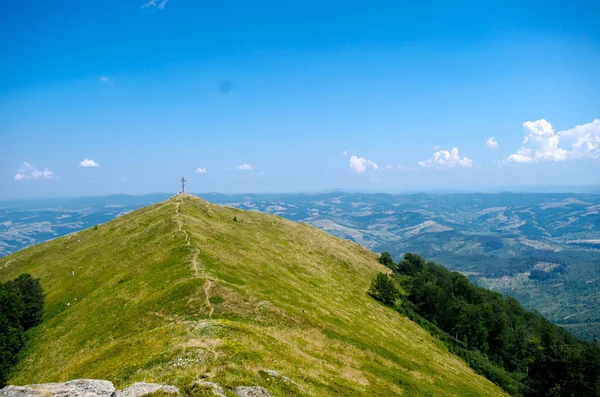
left=0, top=194, right=506, bottom=396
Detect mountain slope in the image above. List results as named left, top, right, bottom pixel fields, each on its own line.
left=0, top=194, right=506, bottom=396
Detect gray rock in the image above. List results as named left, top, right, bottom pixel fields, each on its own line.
left=196, top=382, right=226, bottom=397
left=116, top=383, right=178, bottom=397
left=232, top=386, right=272, bottom=397
left=0, top=379, right=116, bottom=397
left=262, top=370, right=299, bottom=388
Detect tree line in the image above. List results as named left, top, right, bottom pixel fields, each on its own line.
left=370, top=252, right=600, bottom=396
left=0, top=274, right=45, bottom=386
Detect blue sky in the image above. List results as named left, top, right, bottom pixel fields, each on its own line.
left=1, top=0, right=599, bottom=198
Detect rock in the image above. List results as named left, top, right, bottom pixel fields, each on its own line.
left=116, top=383, right=178, bottom=397
left=196, top=382, right=226, bottom=397
left=1, top=380, right=179, bottom=397
left=232, top=386, right=272, bottom=397
left=0, top=379, right=116, bottom=397
left=262, top=370, right=299, bottom=388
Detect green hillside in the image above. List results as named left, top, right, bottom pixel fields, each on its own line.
left=0, top=194, right=506, bottom=396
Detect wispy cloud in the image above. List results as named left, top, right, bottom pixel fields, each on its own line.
left=486, top=137, right=498, bottom=149
left=195, top=167, right=208, bottom=174
left=341, top=150, right=347, bottom=156
left=14, top=162, right=54, bottom=180
left=79, top=158, right=99, bottom=168
left=118, top=177, right=129, bottom=183
left=507, top=119, right=600, bottom=163
left=99, top=76, right=114, bottom=84
left=419, top=148, right=473, bottom=169
left=140, top=0, right=169, bottom=10
left=236, top=164, right=254, bottom=171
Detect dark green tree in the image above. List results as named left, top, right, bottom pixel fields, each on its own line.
left=397, top=253, right=427, bottom=276
left=0, top=274, right=45, bottom=387
left=5, top=274, right=44, bottom=330
left=369, top=273, right=400, bottom=306
left=377, top=251, right=397, bottom=271
left=0, top=285, right=25, bottom=387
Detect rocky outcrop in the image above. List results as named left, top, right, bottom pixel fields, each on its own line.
left=116, top=383, right=179, bottom=397
left=195, top=382, right=226, bottom=397
left=232, top=386, right=273, bottom=397
left=1, top=376, right=301, bottom=397
left=0, top=380, right=179, bottom=397
left=0, top=379, right=117, bottom=397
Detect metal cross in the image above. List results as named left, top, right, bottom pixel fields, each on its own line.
left=180, top=177, right=187, bottom=193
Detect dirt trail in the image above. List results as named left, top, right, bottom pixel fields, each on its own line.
left=173, top=195, right=214, bottom=318
left=204, top=280, right=214, bottom=318
left=174, top=199, right=191, bottom=246
left=190, top=248, right=200, bottom=278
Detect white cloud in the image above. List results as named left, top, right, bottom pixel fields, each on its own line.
left=118, top=177, right=129, bottom=183
left=79, top=158, right=99, bottom=168
left=236, top=164, right=253, bottom=171
left=99, top=76, right=113, bottom=84
left=432, top=145, right=440, bottom=150
left=195, top=168, right=208, bottom=174
left=349, top=156, right=366, bottom=172
left=486, top=137, right=498, bottom=149
left=351, top=156, right=379, bottom=173
left=348, top=155, right=379, bottom=173
left=341, top=151, right=347, bottom=156
left=507, top=119, right=600, bottom=163
left=419, top=148, right=473, bottom=168
left=141, top=0, right=168, bottom=9
left=14, top=162, right=54, bottom=180
left=382, top=165, right=394, bottom=170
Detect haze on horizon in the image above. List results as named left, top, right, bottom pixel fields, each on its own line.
left=1, top=0, right=599, bottom=199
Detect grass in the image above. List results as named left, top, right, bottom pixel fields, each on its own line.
left=0, top=194, right=507, bottom=396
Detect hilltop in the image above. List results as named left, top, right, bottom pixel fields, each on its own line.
left=0, top=194, right=506, bottom=396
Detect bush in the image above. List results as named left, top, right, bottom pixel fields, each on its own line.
left=369, top=273, right=400, bottom=306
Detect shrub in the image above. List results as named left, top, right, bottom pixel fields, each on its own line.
left=369, top=273, right=400, bottom=306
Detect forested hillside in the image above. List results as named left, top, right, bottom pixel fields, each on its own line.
left=371, top=252, right=600, bottom=396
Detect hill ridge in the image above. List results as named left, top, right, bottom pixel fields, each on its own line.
left=0, top=196, right=507, bottom=396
